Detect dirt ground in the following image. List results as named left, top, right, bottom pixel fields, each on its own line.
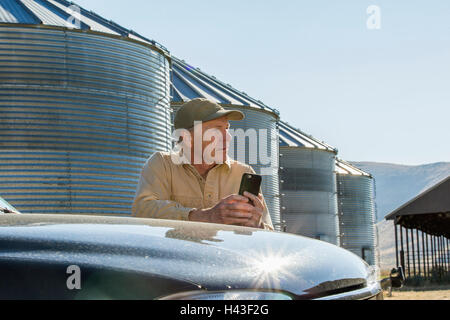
left=382, top=289, right=450, bottom=300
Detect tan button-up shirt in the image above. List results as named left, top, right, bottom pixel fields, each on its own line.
left=132, top=151, right=274, bottom=231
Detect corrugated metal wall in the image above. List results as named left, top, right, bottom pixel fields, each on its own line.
left=337, top=173, right=377, bottom=265
left=280, top=147, right=339, bottom=245
left=0, top=26, right=171, bottom=215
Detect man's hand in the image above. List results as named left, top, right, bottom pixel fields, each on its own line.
left=189, top=193, right=264, bottom=229
left=241, top=191, right=264, bottom=229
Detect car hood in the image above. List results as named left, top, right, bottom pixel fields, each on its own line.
left=0, top=214, right=372, bottom=298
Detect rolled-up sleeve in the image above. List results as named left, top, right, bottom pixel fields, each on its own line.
left=132, top=152, right=194, bottom=220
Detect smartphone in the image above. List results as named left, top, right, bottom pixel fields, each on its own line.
left=238, top=173, right=262, bottom=205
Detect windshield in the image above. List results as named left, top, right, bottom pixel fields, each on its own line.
left=0, top=197, right=20, bottom=214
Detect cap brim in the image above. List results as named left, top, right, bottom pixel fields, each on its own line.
left=203, top=109, right=245, bottom=123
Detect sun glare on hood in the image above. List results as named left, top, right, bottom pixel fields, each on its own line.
left=244, top=246, right=304, bottom=290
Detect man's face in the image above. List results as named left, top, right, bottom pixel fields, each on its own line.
left=186, top=116, right=232, bottom=164
left=203, top=116, right=232, bottom=163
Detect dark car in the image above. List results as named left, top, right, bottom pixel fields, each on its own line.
left=0, top=204, right=382, bottom=300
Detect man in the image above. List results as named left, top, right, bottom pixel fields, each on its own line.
left=132, top=98, right=274, bottom=230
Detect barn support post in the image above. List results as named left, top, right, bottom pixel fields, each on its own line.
left=416, top=229, right=421, bottom=276
left=447, top=238, right=450, bottom=274
left=426, top=233, right=430, bottom=279
left=439, top=236, right=445, bottom=276
left=438, top=236, right=442, bottom=279
left=400, top=224, right=405, bottom=275
left=405, top=226, right=410, bottom=278
left=411, top=228, right=416, bottom=277
left=430, top=235, right=436, bottom=276
left=441, top=236, right=444, bottom=277
left=438, top=236, right=444, bottom=276
left=443, top=236, right=448, bottom=275
left=444, top=236, right=447, bottom=275
left=421, top=231, right=426, bottom=278
left=442, top=236, right=448, bottom=274
left=442, top=236, right=446, bottom=275
left=394, top=223, right=399, bottom=268
left=432, top=235, right=435, bottom=277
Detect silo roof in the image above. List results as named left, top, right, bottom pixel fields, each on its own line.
left=0, top=0, right=168, bottom=53
left=171, top=56, right=279, bottom=116
left=335, top=158, right=371, bottom=177
left=278, top=121, right=337, bottom=153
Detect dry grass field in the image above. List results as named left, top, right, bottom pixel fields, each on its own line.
left=382, top=288, right=450, bottom=300
left=379, top=269, right=450, bottom=300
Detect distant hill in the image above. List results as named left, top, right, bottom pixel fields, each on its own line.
left=349, top=161, right=450, bottom=271
left=350, top=162, right=450, bottom=222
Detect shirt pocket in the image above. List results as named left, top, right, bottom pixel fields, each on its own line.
left=171, top=195, right=204, bottom=209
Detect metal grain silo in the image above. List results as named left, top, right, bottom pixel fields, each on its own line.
left=170, top=57, right=282, bottom=230
left=279, top=121, right=340, bottom=245
left=336, top=159, right=378, bottom=265
left=0, top=0, right=172, bottom=215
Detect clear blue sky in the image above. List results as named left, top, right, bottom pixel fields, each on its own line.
left=75, top=0, right=450, bottom=165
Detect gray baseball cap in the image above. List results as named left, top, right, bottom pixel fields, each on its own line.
left=174, top=98, right=244, bottom=130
